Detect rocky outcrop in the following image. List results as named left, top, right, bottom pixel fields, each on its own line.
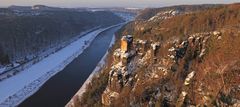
left=102, top=35, right=136, bottom=106
left=79, top=4, right=240, bottom=107
left=100, top=28, right=240, bottom=107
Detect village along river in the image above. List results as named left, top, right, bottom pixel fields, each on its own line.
left=19, top=25, right=123, bottom=107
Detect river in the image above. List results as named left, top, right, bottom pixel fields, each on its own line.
left=19, top=25, right=122, bottom=107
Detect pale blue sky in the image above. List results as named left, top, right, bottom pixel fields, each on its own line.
left=0, top=0, right=239, bottom=8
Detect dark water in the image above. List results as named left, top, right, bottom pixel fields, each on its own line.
left=19, top=25, right=122, bottom=107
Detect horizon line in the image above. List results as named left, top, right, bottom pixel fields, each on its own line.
left=0, top=2, right=238, bottom=9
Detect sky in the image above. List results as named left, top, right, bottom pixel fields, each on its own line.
left=0, top=0, right=239, bottom=8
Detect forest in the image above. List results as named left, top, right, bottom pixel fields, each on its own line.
left=0, top=7, right=124, bottom=65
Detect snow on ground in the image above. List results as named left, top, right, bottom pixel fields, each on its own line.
left=0, top=27, right=99, bottom=78
left=0, top=68, right=6, bottom=74
left=0, top=24, right=121, bottom=107
left=66, top=30, right=117, bottom=107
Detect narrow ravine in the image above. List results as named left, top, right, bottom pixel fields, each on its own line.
left=19, top=25, right=123, bottom=107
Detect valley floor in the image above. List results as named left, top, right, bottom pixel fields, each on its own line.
left=0, top=24, right=121, bottom=106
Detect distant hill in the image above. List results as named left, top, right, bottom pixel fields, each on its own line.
left=8, top=5, right=32, bottom=10
left=0, top=7, right=124, bottom=65
left=136, top=4, right=222, bottom=20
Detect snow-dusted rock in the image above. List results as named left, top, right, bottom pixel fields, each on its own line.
left=213, top=31, right=221, bottom=36
left=184, top=71, right=195, bottom=85
left=168, top=47, right=175, bottom=52
left=151, top=42, right=160, bottom=50
left=217, top=36, right=222, bottom=40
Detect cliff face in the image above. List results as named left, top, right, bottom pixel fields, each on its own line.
left=76, top=3, right=240, bottom=107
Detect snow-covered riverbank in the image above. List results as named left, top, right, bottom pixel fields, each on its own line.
left=66, top=28, right=118, bottom=107
left=0, top=24, right=122, bottom=107
left=0, top=27, right=100, bottom=81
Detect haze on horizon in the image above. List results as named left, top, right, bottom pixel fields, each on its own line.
left=0, top=0, right=239, bottom=8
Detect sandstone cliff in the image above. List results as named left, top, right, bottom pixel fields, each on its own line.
left=72, top=3, right=240, bottom=107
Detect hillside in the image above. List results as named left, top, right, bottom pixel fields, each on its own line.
left=0, top=7, right=124, bottom=66
left=72, top=3, right=240, bottom=107
left=135, top=4, right=222, bottom=20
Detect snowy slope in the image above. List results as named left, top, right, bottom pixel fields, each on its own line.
left=0, top=24, right=121, bottom=106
